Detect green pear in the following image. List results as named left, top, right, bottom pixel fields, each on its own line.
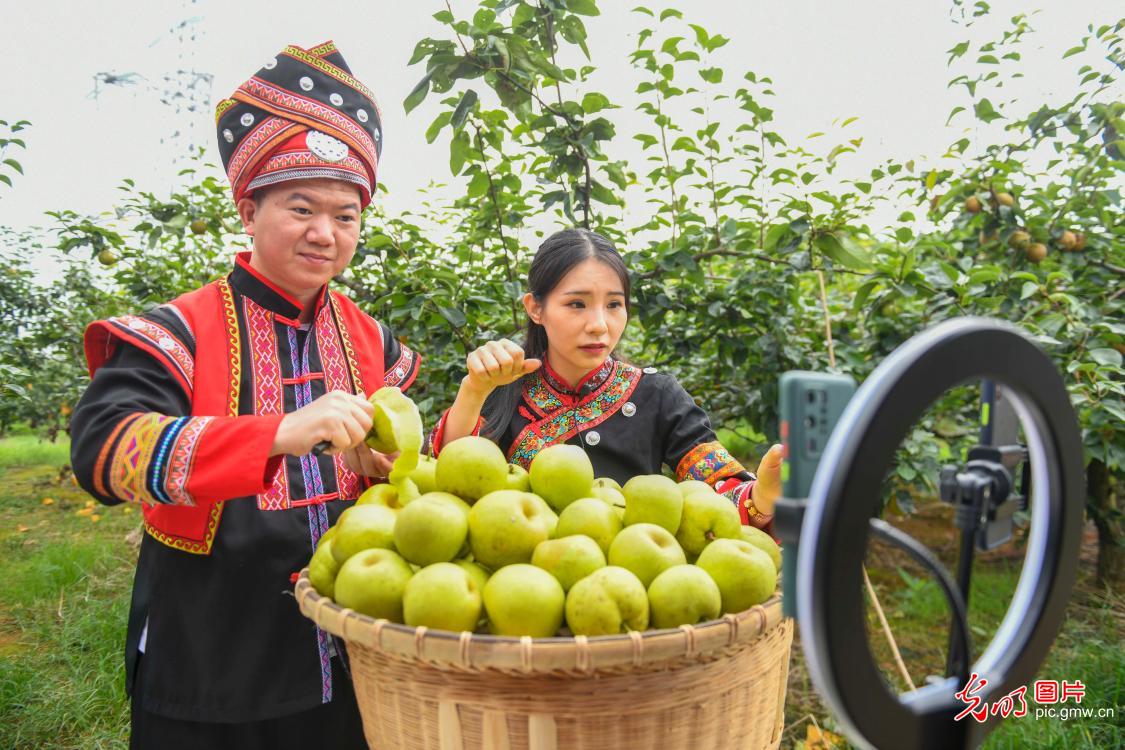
left=622, top=474, right=683, bottom=534
left=455, top=559, right=492, bottom=628
left=675, top=490, right=742, bottom=556
left=607, top=523, right=687, bottom=588
left=356, top=482, right=410, bottom=511
left=316, top=524, right=338, bottom=550
left=739, top=525, right=782, bottom=573
left=677, top=479, right=715, bottom=498
left=696, top=539, right=777, bottom=613
left=334, top=548, right=414, bottom=622
left=565, top=565, right=649, bottom=636
left=308, top=537, right=340, bottom=599
left=531, top=535, right=606, bottom=592
left=592, top=476, right=622, bottom=492
left=331, top=504, right=398, bottom=565
left=403, top=562, right=482, bottom=632
left=436, top=436, right=510, bottom=502
left=483, top=564, right=565, bottom=637
left=468, top=490, right=555, bottom=568
left=529, top=493, right=559, bottom=537
left=647, top=564, right=721, bottom=628
left=529, top=444, right=594, bottom=512
left=394, top=493, right=470, bottom=565
left=555, top=498, right=623, bottom=555
left=591, top=485, right=626, bottom=511
left=504, top=463, right=532, bottom=491
left=409, top=454, right=438, bottom=495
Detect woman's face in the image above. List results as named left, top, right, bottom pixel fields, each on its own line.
left=524, top=258, right=628, bottom=385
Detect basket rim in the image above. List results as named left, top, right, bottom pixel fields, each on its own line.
left=295, top=569, right=785, bottom=673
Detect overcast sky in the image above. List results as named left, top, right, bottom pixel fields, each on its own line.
left=1, top=0, right=1120, bottom=278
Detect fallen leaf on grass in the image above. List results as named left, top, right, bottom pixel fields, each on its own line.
left=41, top=498, right=55, bottom=505
left=90, top=515, right=101, bottom=523
left=76, top=508, right=94, bottom=517
left=17, top=524, right=30, bottom=533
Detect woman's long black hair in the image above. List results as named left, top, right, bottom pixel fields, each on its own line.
left=479, top=228, right=630, bottom=441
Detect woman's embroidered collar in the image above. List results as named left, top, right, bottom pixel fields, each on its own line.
left=541, top=356, right=615, bottom=398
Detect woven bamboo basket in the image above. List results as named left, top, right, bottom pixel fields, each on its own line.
left=295, top=570, right=793, bottom=750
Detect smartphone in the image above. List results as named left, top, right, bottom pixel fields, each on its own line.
left=775, top=371, right=857, bottom=618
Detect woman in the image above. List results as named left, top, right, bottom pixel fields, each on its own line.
left=429, top=228, right=781, bottom=529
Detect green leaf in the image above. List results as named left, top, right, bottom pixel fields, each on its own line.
left=659, top=8, right=682, bottom=20
left=1020, top=282, right=1039, bottom=300
left=581, top=92, right=611, bottom=113
left=425, top=111, right=451, bottom=144
left=1062, top=44, right=1086, bottom=59
left=449, top=131, right=471, bottom=175
left=1090, top=348, right=1123, bottom=367
left=404, top=71, right=434, bottom=114
left=814, top=232, right=870, bottom=270
left=763, top=223, right=791, bottom=251
left=699, top=67, right=723, bottom=84
left=438, top=306, right=467, bottom=327
left=567, top=0, right=601, bottom=16
left=974, top=98, right=1003, bottom=123
left=466, top=170, right=490, bottom=199
left=450, top=89, right=478, bottom=131
left=0, top=174, right=11, bottom=187
left=3, top=158, right=23, bottom=175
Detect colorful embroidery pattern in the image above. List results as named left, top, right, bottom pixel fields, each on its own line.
left=326, top=295, right=365, bottom=396
left=246, top=298, right=289, bottom=511
left=226, top=116, right=300, bottom=192
left=107, top=315, right=194, bottom=396
left=508, top=363, right=641, bottom=469
left=676, top=441, right=747, bottom=487
left=237, top=77, right=377, bottom=171
left=163, top=416, right=213, bottom=506
left=316, top=304, right=361, bottom=501
left=109, top=413, right=180, bottom=504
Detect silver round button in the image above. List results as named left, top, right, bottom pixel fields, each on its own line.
left=263, top=58, right=277, bottom=70
left=356, top=108, right=369, bottom=123
left=584, top=430, right=601, bottom=446
left=622, top=401, right=637, bottom=417
left=643, top=366, right=658, bottom=374
left=307, top=130, right=348, bottom=163
left=329, top=92, right=343, bottom=106
left=299, top=76, right=314, bottom=91
left=372, top=129, right=381, bottom=142
left=222, top=128, right=234, bottom=143
left=240, top=112, right=255, bottom=127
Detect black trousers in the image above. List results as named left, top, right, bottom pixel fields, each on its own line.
left=129, top=658, right=367, bottom=750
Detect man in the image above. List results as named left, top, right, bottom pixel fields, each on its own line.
left=70, top=41, right=413, bottom=748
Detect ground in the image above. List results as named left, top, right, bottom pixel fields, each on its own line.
left=0, top=436, right=1120, bottom=749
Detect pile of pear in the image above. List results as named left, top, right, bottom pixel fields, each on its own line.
left=307, top=388, right=781, bottom=638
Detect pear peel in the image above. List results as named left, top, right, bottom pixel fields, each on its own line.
left=364, top=387, right=424, bottom=487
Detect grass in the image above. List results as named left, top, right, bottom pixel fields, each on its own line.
left=0, top=434, right=72, bottom=469
left=0, top=436, right=1119, bottom=749
left=0, top=439, right=138, bottom=750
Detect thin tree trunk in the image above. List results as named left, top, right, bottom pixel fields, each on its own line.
left=1088, top=459, right=1124, bottom=590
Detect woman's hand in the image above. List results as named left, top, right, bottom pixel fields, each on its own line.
left=463, top=339, right=541, bottom=397
left=750, top=444, right=784, bottom=515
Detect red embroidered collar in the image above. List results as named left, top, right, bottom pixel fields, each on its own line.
left=230, top=251, right=330, bottom=323
left=540, top=356, right=615, bottom=398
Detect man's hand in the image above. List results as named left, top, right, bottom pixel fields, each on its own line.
left=750, top=444, right=784, bottom=515
left=342, top=446, right=398, bottom=478
left=271, top=391, right=374, bottom=457
left=463, top=339, right=541, bottom=397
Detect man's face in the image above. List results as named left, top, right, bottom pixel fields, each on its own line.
left=237, top=178, right=362, bottom=300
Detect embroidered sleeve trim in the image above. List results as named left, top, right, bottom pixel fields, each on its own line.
left=105, top=315, right=194, bottom=398
left=675, top=441, right=748, bottom=487
left=109, top=413, right=183, bottom=505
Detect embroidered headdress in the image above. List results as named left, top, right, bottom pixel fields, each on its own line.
left=215, top=41, right=382, bottom=207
